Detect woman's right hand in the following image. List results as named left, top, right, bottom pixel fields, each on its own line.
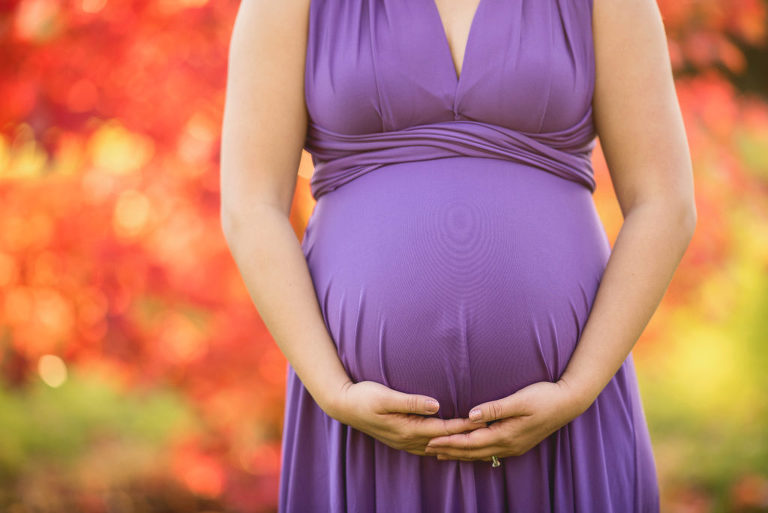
left=324, top=380, right=487, bottom=456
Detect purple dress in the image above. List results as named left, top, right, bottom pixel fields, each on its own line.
left=279, top=0, right=661, bottom=511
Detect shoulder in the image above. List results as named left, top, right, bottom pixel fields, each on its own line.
left=232, top=0, right=312, bottom=33
left=228, top=0, right=313, bottom=66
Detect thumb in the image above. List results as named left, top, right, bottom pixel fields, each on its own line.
left=383, top=390, right=440, bottom=415
left=469, top=395, right=526, bottom=423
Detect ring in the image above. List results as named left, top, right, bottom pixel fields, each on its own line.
left=491, top=455, right=501, bottom=468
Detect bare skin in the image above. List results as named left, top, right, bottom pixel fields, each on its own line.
left=424, top=0, right=697, bottom=462
left=432, top=0, right=483, bottom=80
left=219, top=0, right=486, bottom=458
left=220, top=0, right=696, bottom=463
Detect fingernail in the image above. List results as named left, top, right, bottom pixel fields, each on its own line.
left=469, top=408, right=482, bottom=422
left=426, top=400, right=439, bottom=412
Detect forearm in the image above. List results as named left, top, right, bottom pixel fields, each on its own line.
left=557, top=199, right=696, bottom=410
left=221, top=202, right=351, bottom=415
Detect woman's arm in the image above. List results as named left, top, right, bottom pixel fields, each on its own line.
left=220, top=0, right=351, bottom=414
left=557, top=0, right=697, bottom=409
left=423, top=0, right=697, bottom=461
left=219, top=0, right=484, bottom=455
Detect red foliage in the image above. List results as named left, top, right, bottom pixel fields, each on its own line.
left=0, top=1, right=767, bottom=511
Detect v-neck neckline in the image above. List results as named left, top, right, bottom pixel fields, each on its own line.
left=425, top=0, right=489, bottom=89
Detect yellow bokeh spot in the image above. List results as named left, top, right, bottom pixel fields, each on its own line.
left=178, top=111, right=215, bottom=171
left=157, top=311, right=207, bottom=364
left=14, top=0, right=62, bottom=43
left=669, top=326, right=738, bottom=413
left=0, top=135, right=10, bottom=174
left=47, top=132, right=85, bottom=177
left=90, top=120, right=154, bottom=176
left=34, top=287, right=75, bottom=337
left=80, top=0, right=107, bottom=14
left=113, top=189, right=152, bottom=238
left=38, top=354, right=68, bottom=388
left=0, top=124, right=48, bottom=180
left=157, top=0, right=209, bottom=13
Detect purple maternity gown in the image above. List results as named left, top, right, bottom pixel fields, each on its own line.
left=279, top=0, right=661, bottom=511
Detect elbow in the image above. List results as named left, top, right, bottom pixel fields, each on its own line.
left=630, top=193, right=697, bottom=238
left=220, top=202, right=242, bottom=245
left=679, top=197, right=697, bottom=238
left=669, top=197, right=697, bottom=245
left=219, top=198, right=289, bottom=247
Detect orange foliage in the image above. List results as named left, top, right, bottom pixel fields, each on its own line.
left=0, top=0, right=767, bottom=510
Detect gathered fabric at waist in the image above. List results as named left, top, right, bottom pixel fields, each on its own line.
left=303, top=116, right=598, bottom=201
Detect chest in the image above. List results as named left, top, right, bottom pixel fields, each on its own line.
left=304, top=0, right=595, bottom=136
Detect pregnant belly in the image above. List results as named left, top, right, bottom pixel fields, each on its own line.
left=301, top=156, right=611, bottom=419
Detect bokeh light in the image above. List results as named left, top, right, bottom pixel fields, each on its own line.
left=0, top=1, right=766, bottom=512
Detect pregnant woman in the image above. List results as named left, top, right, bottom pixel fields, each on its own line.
left=220, top=0, right=696, bottom=511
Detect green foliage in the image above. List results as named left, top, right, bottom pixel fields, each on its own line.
left=639, top=206, right=768, bottom=508
left=0, top=368, right=201, bottom=482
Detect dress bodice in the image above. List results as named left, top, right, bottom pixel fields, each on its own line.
left=303, top=0, right=598, bottom=200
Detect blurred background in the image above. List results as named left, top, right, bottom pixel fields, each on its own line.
left=0, top=0, right=766, bottom=512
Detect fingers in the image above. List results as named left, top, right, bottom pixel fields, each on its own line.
left=432, top=447, right=502, bottom=461
left=401, top=416, right=487, bottom=440
left=426, top=426, right=498, bottom=450
left=468, top=394, right=530, bottom=423
left=442, top=417, right=488, bottom=434
left=424, top=429, right=506, bottom=461
left=380, top=390, right=440, bottom=416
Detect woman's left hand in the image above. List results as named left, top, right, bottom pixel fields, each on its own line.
left=423, top=380, right=592, bottom=462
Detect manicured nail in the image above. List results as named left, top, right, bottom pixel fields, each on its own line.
left=426, top=400, right=439, bottom=412
left=469, top=408, right=482, bottom=422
